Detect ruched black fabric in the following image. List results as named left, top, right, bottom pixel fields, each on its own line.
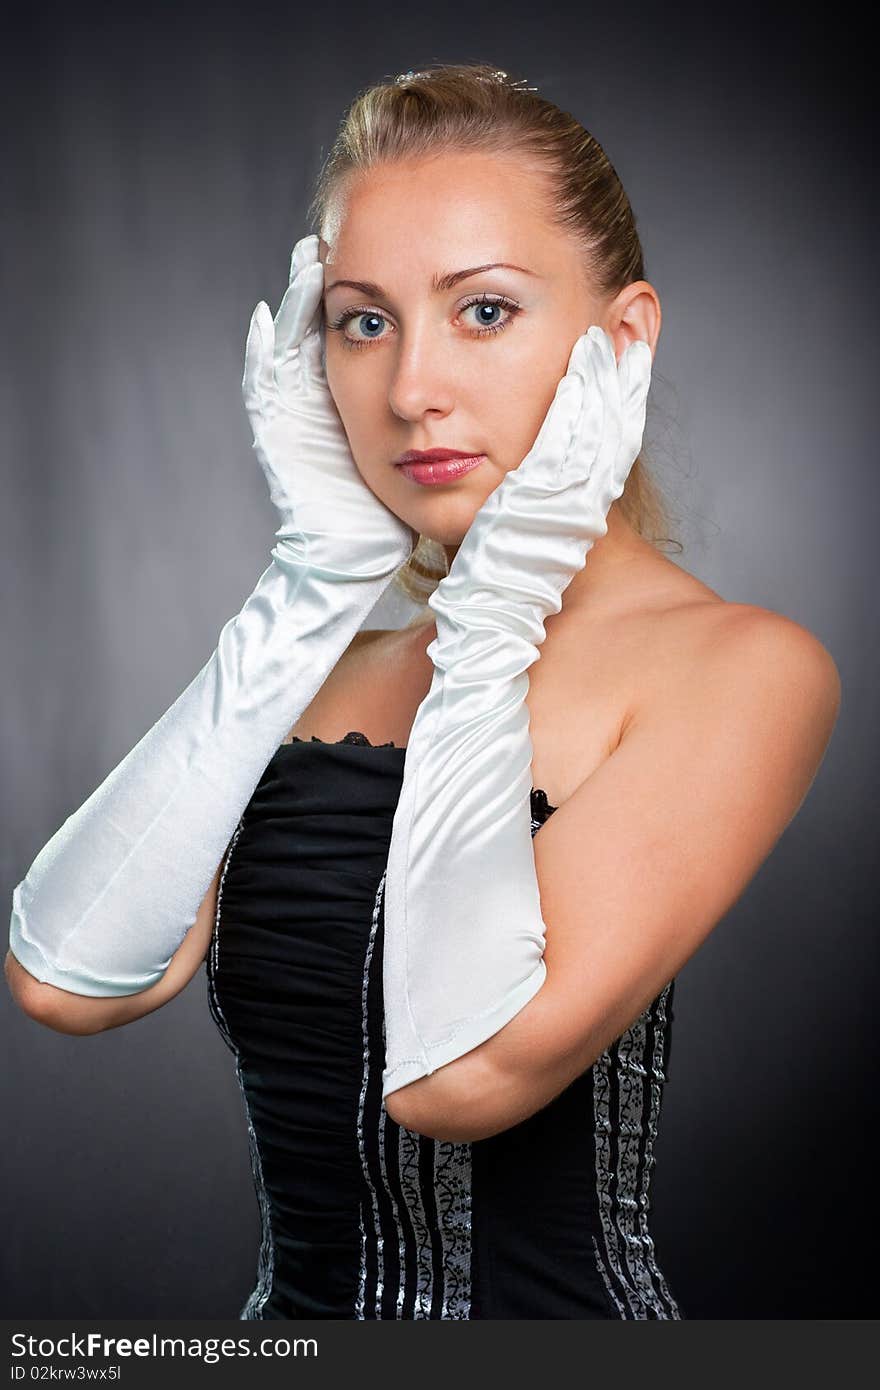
left=206, top=731, right=684, bottom=1319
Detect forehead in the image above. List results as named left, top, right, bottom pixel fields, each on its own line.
left=319, top=150, right=569, bottom=274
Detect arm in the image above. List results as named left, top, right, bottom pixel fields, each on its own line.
left=7, top=235, right=412, bottom=1003
left=6, top=627, right=391, bottom=1034
left=5, top=857, right=224, bottom=1035
left=380, top=326, right=653, bottom=1106
left=386, top=611, right=841, bottom=1141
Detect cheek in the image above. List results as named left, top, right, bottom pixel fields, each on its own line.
left=325, top=341, right=373, bottom=396
left=487, top=358, right=561, bottom=471
left=521, top=331, right=579, bottom=436
left=331, top=379, right=378, bottom=451
left=324, top=352, right=362, bottom=425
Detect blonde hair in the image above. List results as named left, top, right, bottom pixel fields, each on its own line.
left=309, top=61, right=681, bottom=607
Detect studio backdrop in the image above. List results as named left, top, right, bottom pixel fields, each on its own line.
left=2, top=0, right=875, bottom=1320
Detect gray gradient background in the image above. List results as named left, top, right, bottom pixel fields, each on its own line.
left=2, top=0, right=876, bottom=1319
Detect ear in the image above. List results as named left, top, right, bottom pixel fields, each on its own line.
left=607, top=281, right=662, bottom=362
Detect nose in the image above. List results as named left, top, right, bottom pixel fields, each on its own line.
left=386, top=324, right=457, bottom=424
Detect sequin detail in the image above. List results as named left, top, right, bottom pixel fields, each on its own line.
left=591, top=983, right=683, bottom=1318
left=206, top=818, right=277, bottom=1320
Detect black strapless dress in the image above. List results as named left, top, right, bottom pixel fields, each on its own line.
left=205, top=731, right=683, bottom=1319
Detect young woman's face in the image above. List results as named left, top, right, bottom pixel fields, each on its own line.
left=319, top=150, right=613, bottom=548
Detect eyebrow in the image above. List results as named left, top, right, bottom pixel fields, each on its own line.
left=324, top=263, right=539, bottom=297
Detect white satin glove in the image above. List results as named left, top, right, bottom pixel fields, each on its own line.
left=381, top=326, right=652, bottom=1098
left=9, top=234, right=413, bottom=997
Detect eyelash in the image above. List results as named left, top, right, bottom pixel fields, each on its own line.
left=326, top=293, right=522, bottom=352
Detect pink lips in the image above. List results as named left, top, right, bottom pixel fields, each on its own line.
left=395, top=448, right=487, bottom=486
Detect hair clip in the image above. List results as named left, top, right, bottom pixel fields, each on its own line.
left=483, top=71, right=539, bottom=92
left=502, top=75, right=539, bottom=92
left=393, top=68, right=538, bottom=93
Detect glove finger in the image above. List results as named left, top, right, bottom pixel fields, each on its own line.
left=614, top=340, right=652, bottom=483
left=585, top=326, right=626, bottom=487
left=289, top=238, right=325, bottom=359
left=299, top=318, right=328, bottom=389
left=288, top=233, right=320, bottom=285
left=242, top=301, right=275, bottom=409
left=521, top=340, right=587, bottom=483
left=274, top=260, right=324, bottom=361
left=273, top=264, right=324, bottom=398
left=563, top=328, right=614, bottom=489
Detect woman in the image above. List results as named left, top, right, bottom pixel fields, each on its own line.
left=5, top=64, right=840, bottom=1319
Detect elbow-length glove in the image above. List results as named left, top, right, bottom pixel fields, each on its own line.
left=381, top=326, right=652, bottom=1099
left=9, top=234, right=413, bottom=997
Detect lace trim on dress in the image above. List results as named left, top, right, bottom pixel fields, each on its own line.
left=284, top=731, right=558, bottom=814
left=287, top=730, right=398, bottom=749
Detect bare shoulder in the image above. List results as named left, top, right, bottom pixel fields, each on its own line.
left=660, top=598, right=840, bottom=709
left=559, top=535, right=841, bottom=796
left=613, top=546, right=841, bottom=725
left=714, top=602, right=840, bottom=682
left=628, top=591, right=842, bottom=793
left=707, top=602, right=841, bottom=740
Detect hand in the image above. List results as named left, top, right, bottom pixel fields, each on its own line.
left=430, top=325, right=652, bottom=629
left=242, top=233, right=415, bottom=577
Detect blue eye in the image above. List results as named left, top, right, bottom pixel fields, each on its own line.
left=343, top=311, right=386, bottom=343
left=465, top=300, right=506, bottom=329
left=326, top=294, right=522, bottom=352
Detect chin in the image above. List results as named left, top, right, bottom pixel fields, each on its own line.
left=407, top=500, right=484, bottom=546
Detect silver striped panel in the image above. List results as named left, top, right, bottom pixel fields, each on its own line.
left=206, top=817, right=277, bottom=1320
left=356, top=866, right=474, bottom=1319
left=432, top=1138, right=473, bottom=1318
left=637, top=985, right=681, bottom=1313
left=396, top=1122, right=439, bottom=1317
left=591, top=983, right=682, bottom=1318
left=355, top=865, right=395, bottom=1317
